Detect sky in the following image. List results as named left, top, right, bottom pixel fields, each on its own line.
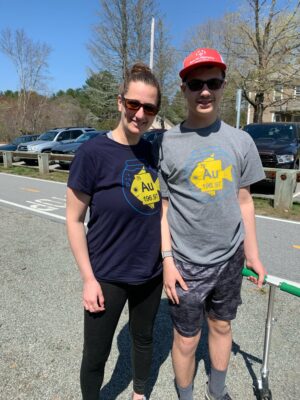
left=0, top=0, right=240, bottom=93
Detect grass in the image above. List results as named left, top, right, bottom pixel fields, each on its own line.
left=253, top=196, right=300, bottom=222
left=0, top=164, right=68, bottom=183
left=1, top=164, right=300, bottom=221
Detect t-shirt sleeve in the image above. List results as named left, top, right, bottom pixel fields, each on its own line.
left=240, top=138, right=265, bottom=187
left=67, top=147, right=96, bottom=195
left=157, top=137, right=170, bottom=198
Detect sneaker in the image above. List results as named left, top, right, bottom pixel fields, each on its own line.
left=205, top=382, right=232, bottom=400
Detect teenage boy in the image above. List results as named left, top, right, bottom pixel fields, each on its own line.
left=158, top=48, right=266, bottom=400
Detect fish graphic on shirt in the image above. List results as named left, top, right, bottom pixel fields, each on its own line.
left=190, top=154, right=233, bottom=196
left=130, top=167, right=160, bottom=208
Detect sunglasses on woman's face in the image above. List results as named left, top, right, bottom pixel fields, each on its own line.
left=121, top=96, right=159, bottom=116
left=185, top=78, right=224, bottom=92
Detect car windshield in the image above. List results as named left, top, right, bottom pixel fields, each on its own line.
left=244, top=124, right=296, bottom=141
left=12, top=137, right=27, bottom=145
left=75, top=132, right=98, bottom=143
left=38, top=130, right=58, bottom=141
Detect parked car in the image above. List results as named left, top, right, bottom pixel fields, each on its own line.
left=51, top=130, right=107, bottom=169
left=17, top=127, right=96, bottom=164
left=243, top=122, right=300, bottom=171
left=142, top=128, right=166, bottom=143
left=0, top=134, right=40, bottom=162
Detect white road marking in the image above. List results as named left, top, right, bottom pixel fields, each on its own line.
left=0, top=199, right=66, bottom=221
left=256, top=214, right=300, bottom=225
left=0, top=172, right=67, bottom=185
left=26, top=197, right=66, bottom=210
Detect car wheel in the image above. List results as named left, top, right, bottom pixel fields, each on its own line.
left=24, top=159, right=37, bottom=165
left=58, top=163, right=70, bottom=170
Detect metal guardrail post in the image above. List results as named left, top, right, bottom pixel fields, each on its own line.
left=274, top=170, right=296, bottom=211
left=38, top=153, right=50, bottom=174
left=3, top=151, right=13, bottom=168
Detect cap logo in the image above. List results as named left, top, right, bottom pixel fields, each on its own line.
left=179, top=47, right=226, bottom=78
left=186, top=49, right=222, bottom=67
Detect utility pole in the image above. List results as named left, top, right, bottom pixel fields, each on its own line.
left=247, top=92, right=252, bottom=124
left=236, top=88, right=242, bottom=128
left=149, top=17, right=155, bottom=70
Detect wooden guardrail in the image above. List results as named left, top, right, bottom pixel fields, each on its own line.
left=1, top=150, right=300, bottom=211
left=0, top=151, right=73, bottom=174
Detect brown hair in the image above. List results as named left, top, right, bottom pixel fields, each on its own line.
left=120, top=63, right=161, bottom=109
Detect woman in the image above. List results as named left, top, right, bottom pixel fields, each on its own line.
left=66, top=63, right=162, bottom=400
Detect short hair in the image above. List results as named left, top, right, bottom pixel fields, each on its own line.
left=120, top=63, right=161, bottom=109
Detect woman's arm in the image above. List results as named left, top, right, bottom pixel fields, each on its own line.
left=66, top=187, right=105, bottom=312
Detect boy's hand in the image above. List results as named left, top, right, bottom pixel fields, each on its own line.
left=245, top=258, right=266, bottom=288
left=163, top=258, right=188, bottom=304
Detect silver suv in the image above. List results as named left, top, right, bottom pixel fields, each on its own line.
left=17, top=127, right=95, bottom=163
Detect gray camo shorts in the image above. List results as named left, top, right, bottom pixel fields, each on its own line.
left=169, top=243, right=245, bottom=337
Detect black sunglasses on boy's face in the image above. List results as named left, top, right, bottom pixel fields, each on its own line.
left=185, top=78, right=224, bottom=92
left=121, top=96, right=159, bottom=116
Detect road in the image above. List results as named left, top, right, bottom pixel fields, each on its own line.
left=0, top=173, right=299, bottom=399
left=0, top=172, right=67, bottom=221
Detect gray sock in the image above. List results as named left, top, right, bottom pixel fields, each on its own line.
left=209, top=367, right=227, bottom=399
left=175, top=381, right=193, bottom=400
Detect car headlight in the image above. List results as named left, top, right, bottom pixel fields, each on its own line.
left=276, top=154, right=294, bottom=164
left=27, top=145, right=38, bottom=151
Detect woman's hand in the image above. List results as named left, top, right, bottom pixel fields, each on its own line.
left=83, top=278, right=105, bottom=313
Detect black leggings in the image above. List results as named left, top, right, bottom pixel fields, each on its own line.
left=80, top=274, right=163, bottom=400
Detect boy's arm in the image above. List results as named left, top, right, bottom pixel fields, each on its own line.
left=238, top=186, right=266, bottom=288
left=161, top=198, right=188, bottom=304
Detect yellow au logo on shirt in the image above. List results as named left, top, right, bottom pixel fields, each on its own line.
left=130, top=167, right=160, bottom=208
left=190, top=154, right=233, bottom=196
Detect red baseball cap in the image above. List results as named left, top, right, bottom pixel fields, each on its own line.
left=179, top=48, right=227, bottom=80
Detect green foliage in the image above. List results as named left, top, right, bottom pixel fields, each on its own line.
left=83, top=71, right=120, bottom=126
left=0, top=90, right=19, bottom=98
left=165, top=90, right=187, bottom=125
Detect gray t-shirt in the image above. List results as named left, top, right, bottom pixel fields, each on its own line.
left=158, top=119, right=265, bottom=265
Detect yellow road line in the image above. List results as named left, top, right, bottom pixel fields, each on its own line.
left=20, top=187, right=40, bottom=193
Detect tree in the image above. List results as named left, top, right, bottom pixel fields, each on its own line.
left=166, top=90, right=187, bottom=125
left=227, top=0, right=300, bottom=122
left=153, top=17, right=179, bottom=127
left=182, top=0, right=300, bottom=123
left=0, top=28, right=52, bottom=132
left=88, top=2, right=177, bottom=127
left=88, top=0, right=157, bottom=81
left=84, top=71, right=120, bottom=129
left=182, top=13, right=244, bottom=126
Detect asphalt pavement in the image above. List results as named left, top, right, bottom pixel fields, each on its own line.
left=0, top=204, right=299, bottom=400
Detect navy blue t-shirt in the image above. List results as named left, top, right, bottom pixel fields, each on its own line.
left=68, top=134, right=162, bottom=283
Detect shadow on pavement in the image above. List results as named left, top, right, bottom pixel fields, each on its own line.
left=100, top=299, right=262, bottom=399
left=232, top=341, right=262, bottom=399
